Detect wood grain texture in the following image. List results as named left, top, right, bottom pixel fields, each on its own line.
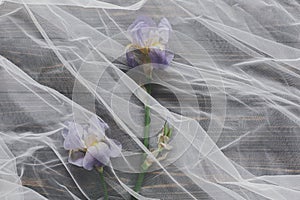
left=1, top=0, right=300, bottom=199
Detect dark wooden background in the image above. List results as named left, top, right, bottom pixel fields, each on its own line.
left=1, top=0, right=300, bottom=199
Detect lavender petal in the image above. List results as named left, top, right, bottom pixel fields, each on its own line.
left=128, top=16, right=156, bottom=32
left=87, top=142, right=110, bottom=166
left=158, top=18, right=172, bottom=44
left=128, top=16, right=156, bottom=47
left=63, top=122, right=85, bottom=150
left=88, top=115, right=108, bottom=138
left=149, top=48, right=174, bottom=69
left=126, top=50, right=140, bottom=68
left=68, top=151, right=85, bottom=167
left=82, top=151, right=100, bottom=170
left=107, top=139, right=122, bottom=157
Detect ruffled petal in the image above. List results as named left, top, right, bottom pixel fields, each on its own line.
left=63, top=122, right=85, bottom=150
left=82, top=151, right=100, bottom=170
left=158, top=18, right=172, bottom=44
left=128, top=16, right=156, bottom=47
left=87, top=142, right=110, bottom=166
left=126, top=49, right=140, bottom=68
left=149, top=48, right=174, bottom=69
left=165, top=51, right=174, bottom=65
left=83, top=134, right=98, bottom=147
left=68, top=151, right=84, bottom=167
left=62, top=122, right=69, bottom=138
left=107, top=139, right=122, bottom=158
left=88, top=115, right=108, bottom=139
left=128, top=16, right=156, bottom=31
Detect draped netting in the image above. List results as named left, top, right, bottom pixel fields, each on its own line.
left=1, top=0, right=300, bottom=199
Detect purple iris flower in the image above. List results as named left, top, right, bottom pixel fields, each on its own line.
left=62, top=116, right=122, bottom=170
left=126, top=16, right=174, bottom=69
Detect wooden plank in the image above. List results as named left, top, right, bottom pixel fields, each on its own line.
left=1, top=1, right=300, bottom=199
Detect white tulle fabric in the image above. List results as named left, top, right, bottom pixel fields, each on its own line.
left=0, top=0, right=300, bottom=199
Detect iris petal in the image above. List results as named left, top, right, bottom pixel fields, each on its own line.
left=88, top=115, right=108, bottom=138
left=149, top=48, right=174, bottom=69
left=63, top=122, right=85, bottom=150
left=107, top=139, right=122, bottom=157
left=128, top=16, right=157, bottom=47
left=126, top=50, right=140, bottom=68
left=68, top=151, right=84, bottom=167
left=158, top=18, right=172, bottom=44
left=82, top=151, right=99, bottom=170
left=128, top=16, right=156, bottom=31
left=88, top=142, right=110, bottom=166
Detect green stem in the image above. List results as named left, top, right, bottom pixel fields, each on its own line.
left=132, top=84, right=152, bottom=200
left=97, top=167, right=108, bottom=200
left=133, top=166, right=146, bottom=196
left=143, top=86, right=151, bottom=149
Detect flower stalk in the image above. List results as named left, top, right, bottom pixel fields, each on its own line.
left=143, top=84, right=152, bottom=149
left=132, top=83, right=151, bottom=198
left=97, top=167, right=108, bottom=200
left=127, top=16, right=173, bottom=199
